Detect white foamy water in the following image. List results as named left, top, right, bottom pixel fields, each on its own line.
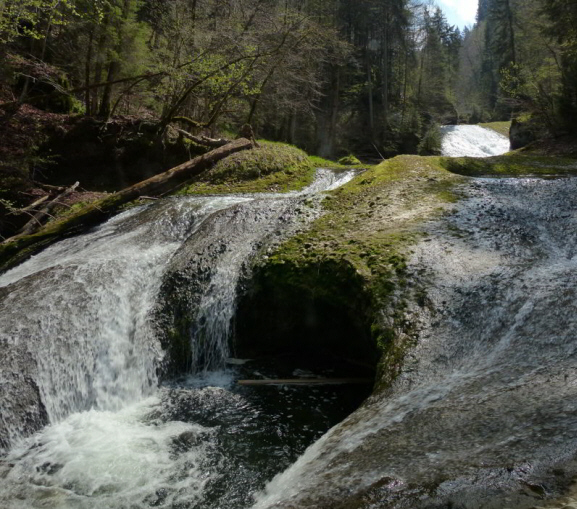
left=0, top=168, right=359, bottom=508
left=441, top=125, right=510, bottom=157
left=0, top=196, right=251, bottom=440
left=0, top=397, right=212, bottom=509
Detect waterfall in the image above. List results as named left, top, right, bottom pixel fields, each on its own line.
left=0, top=168, right=356, bottom=509
left=6, top=123, right=576, bottom=508
left=441, top=125, right=510, bottom=157
left=0, top=196, right=253, bottom=447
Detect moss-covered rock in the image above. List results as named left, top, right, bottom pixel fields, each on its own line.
left=243, top=155, right=466, bottom=392
left=510, top=117, right=539, bottom=150
left=244, top=152, right=577, bottom=393
left=338, top=154, right=362, bottom=165
left=440, top=154, right=577, bottom=177
left=179, top=141, right=315, bottom=194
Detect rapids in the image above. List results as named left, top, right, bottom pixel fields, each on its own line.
left=0, top=169, right=359, bottom=508
left=2, top=125, right=576, bottom=508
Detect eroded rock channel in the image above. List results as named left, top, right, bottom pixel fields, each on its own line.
left=2, top=126, right=577, bottom=508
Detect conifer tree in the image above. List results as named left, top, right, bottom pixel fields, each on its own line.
left=540, top=0, right=577, bottom=132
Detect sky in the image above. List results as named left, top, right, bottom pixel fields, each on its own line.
left=436, top=0, right=478, bottom=29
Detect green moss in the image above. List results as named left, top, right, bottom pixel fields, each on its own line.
left=479, top=121, right=512, bottom=137
left=178, top=141, right=315, bottom=194
left=308, top=155, right=350, bottom=169
left=338, top=154, right=362, bottom=165
left=52, top=198, right=103, bottom=221
left=441, top=154, right=577, bottom=177
left=255, top=155, right=465, bottom=392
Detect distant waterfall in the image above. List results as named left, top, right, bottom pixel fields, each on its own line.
left=441, top=125, right=510, bottom=157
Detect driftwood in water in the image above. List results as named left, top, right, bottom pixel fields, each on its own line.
left=237, top=378, right=373, bottom=386
left=0, top=138, right=253, bottom=272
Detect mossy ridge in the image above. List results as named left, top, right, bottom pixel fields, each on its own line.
left=338, top=154, right=362, bottom=165
left=479, top=121, right=512, bottom=137
left=255, top=155, right=464, bottom=392
left=178, top=140, right=316, bottom=194
left=441, top=154, right=577, bottom=177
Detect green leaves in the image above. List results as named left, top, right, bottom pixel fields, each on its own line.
left=0, top=0, right=78, bottom=43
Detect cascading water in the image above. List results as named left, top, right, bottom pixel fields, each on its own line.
left=0, top=169, right=360, bottom=508
left=441, top=124, right=510, bottom=157
left=250, top=129, right=577, bottom=508
left=4, top=124, right=575, bottom=509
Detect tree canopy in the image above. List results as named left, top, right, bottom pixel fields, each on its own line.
left=1, top=0, right=576, bottom=159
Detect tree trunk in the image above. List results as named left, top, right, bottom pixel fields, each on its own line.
left=367, top=55, right=374, bottom=140
left=99, top=60, right=120, bottom=118
left=98, top=0, right=131, bottom=118
left=92, top=32, right=107, bottom=113
left=505, top=0, right=516, bottom=65
left=0, top=139, right=254, bottom=272
left=85, top=30, right=94, bottom=116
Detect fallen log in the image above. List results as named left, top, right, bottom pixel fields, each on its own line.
left=10, top=194, right=50, bottom=216
left=0, top=138, right=253, bottom=272
left=237, top=378, right=373, bottom=386
left=175, top=128, right=230, bottom=148
left=18, top=182, right=79, bottom=236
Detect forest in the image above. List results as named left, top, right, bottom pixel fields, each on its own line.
left=0, top=0, right=575, bottom=160
left=1, top=0, right=576, bottom=258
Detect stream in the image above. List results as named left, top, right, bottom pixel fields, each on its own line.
left=0, top=169, right=364, bottom=508
left=3, top=125, right=577, bottom=508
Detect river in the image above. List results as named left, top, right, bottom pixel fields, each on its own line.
left=4, top=125, right=576, bottom=509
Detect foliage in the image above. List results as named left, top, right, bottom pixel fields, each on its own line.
left=1, top=0, right=576, bottom=153
left=539, top=0, right=577, bottom=132
left=0, top=0, right=77, bottom=43
left=417, top=124, right=442, bottom=155
left=457, top=0, right=577, bottom=135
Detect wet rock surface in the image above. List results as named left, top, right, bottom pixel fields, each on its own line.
left=155, top=192, right=324, bottom=375
left=252, top=176, right=577, bottom=509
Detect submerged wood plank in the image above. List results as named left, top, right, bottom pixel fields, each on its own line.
left=237, top=378, right=373, bottom=386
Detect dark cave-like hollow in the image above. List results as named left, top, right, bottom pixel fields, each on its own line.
left=233, top=273, right=379, bottom=387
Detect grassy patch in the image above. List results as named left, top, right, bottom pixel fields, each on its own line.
left=441, top=154, right=577, bottom=177
left=479, top=121, right=511, bottom=137
left=178, top=140, right=315, bottom=194
left=308, top=155, right=350, bottom=169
